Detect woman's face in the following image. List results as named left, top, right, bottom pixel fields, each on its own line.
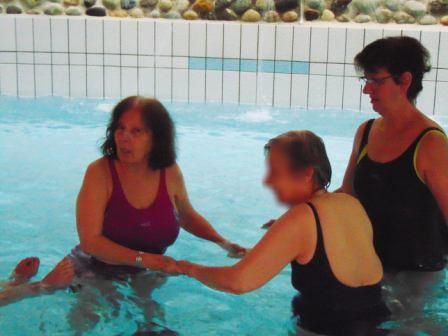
left=114, top=108, right=152, bottom=165
left=362, top=68, right=408, bottom=115
left=263, top=146, right=314, bottom=206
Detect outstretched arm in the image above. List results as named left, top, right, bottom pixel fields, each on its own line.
left=0, top=258, right=73, bottom=307
left=171, top=164, right=246, bottom=257
left=177, top=204, right=313, bottom=294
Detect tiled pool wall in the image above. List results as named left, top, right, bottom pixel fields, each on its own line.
left=0, top=16, right=447, bottom=115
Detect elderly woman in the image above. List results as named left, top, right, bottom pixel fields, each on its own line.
left=74, top=96, right=245, bottom=273
left=337, top=37, right=448, bottom=323
left=178, top=131, right=389, bottom=336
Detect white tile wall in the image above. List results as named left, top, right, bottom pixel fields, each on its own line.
left=20, top=65, right=34, bottom=96
left=222, top=71, right=239, bottom=104
left=69, top=18, right=86, bottom=53
left=172, top=69, right=189, bottom=102
left=223, top=23, right=241, bottom=59
left=310, top=27, right=328, bottom=63
left=189, top=22, right=206, bottom=57
left=138, top=67, right=155, bottom=97
left=240, top=72, right=256, bottom=105
left=206, top=70, right=223, bottom=103
left=172, top=21, right=189, bottom=56
left=16, top=17, right=34, bottom=52
left=51, top=18, right=69, bottom=53
left=52, top=65, right=69, bottom=96
left=308, top=75, right=326, bottom=108
left=258, top=24, right=276, bottom=60
left=1, top=18, right=446, bottom=115
left=33, top=17, right=51, bottom=52
left=87, top=65, right=104, bottom=98
left=241, top=24, right=258, bottom=59
left=189, top=69, right=205, bottom=102
left=273, top=73, right=291, bottom=107
left=35, top=64, right=52, bottom=96
left=207, top=23, right=224, bottom=58
left=291, top=74, right=308, bottom=108
left=257, top=72, right=274, bottom=105
left=70, top=65, right=87, bottom=97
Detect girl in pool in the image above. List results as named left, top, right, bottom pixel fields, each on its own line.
left=0, top=257, right=73, bottom=307
left=74, top=96, right=245, bottom=272
left=177, top=131, right=390, bottom=336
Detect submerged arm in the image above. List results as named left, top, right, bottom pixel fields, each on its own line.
left=178, top=205, right=312, bottom=294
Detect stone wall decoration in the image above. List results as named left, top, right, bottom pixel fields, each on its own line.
left=0, top=0, right=447, bottom=25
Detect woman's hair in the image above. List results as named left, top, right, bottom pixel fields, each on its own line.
left=354, top=36, right=431, bottom=102
left=101, top=96, right=176, bottom=169
left=264, top=130, right=332, bottom=191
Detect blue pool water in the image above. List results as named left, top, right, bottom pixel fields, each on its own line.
left=1, top=96, right=448, bottom=335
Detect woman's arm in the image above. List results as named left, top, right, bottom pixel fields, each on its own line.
left=77, top=160, right=179, bottom=273
left=170, top=165, right=246, bottom=256
left=336, top=121, right=369, bottom=195
left=177, top=204, right=313, bottom=294
left=417, top=131, right=448, bottom=224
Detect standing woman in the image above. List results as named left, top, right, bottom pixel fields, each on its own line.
left=178, top=131, right=390, bottom=336
left=338, top=36, right=448, bottom=320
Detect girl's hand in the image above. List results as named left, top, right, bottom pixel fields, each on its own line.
left=217, top=241, right=247, bottom=259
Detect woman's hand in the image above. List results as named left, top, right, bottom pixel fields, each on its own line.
left=217, top=240, right=247, bottom=259
left=176, top=260, right=195, bottom=276
left=143, top=255, right=181, bottom=276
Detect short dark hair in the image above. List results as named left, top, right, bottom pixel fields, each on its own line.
left=354, top=36, right=431, bottom=102
left=265, top=130, right=332, bottom=191
left=101, top=96, right=176, bottom=169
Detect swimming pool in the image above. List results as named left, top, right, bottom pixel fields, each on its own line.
left=1, top=96, right=448, bottom=335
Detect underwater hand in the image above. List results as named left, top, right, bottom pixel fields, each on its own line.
left=218, top=241, right=247, bottom=259
left=158, top=257, right=182, bottom=276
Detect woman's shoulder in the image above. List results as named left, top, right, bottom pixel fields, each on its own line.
left=84, top=157, right=112, bottom=182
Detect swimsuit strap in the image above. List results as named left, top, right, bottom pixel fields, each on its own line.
left=359, top=119, right=375, bottom=152
left=306, top=202, right=324, bottom=255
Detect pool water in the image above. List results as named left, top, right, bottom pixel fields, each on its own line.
left=0, top=96, right=448, bottom=335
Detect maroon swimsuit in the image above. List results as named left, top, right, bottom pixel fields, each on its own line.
left=102, top=158, right=180, bottom=255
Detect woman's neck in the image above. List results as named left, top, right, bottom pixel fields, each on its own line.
left=382, top=100, right=419, bottom=131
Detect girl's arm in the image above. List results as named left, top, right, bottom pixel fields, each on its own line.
left=178, top=204, right=314, bottom=294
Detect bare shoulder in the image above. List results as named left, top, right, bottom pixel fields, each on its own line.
left=165, top=162, right=183, bottom=185
left=275, top=203, right=315, bottom=231
left=84, top=157, right=111, bottom=185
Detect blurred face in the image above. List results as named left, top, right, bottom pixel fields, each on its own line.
left=263, top=146, right=314, bottom=206
left=114, top=108, right=152, bottom=165
left=361, top=68, right=409, bottom=115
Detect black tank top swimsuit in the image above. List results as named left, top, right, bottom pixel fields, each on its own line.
left=291, top=202, right=389, bottom=335
left=354, top=119, right=448, bottom=271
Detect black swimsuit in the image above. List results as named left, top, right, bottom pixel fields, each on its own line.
left=291, top=202, right=389, bottom=336
left=353, top=119, right=448, bottom=271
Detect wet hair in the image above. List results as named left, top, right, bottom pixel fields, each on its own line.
left=101, top=96, right=176, bottom=169
left=354, top=36, right=431, bottom=102
left=264, top=130, right=332, bottom=191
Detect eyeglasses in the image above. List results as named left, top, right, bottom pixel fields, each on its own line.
left=358, top=75, right=395, bottom=86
